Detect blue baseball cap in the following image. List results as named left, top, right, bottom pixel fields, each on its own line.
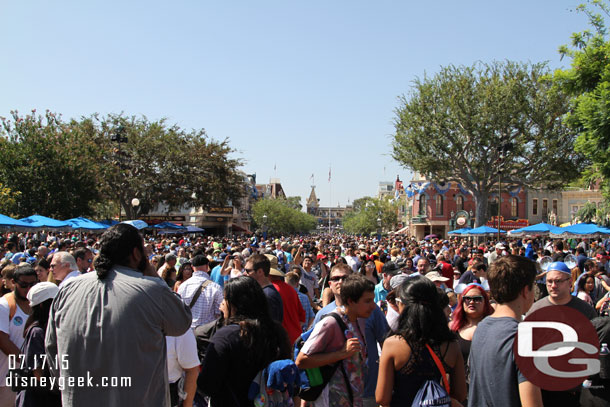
left=548, top=262, right=571, bottom=274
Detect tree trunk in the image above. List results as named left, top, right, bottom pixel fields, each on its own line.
left=473, top=191, right=489, bottom=228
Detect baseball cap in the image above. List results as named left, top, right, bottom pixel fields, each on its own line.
left=425, top=271, right=449, bottom=282
left=191, top=255, right=209, bottom=267
left=390, top=274, right=409, bottom=290
left=548, top=262, right=571, bottom=274
left=495, top=243, right=506, bottom=250
left=27, top=282, right=59, bottom=307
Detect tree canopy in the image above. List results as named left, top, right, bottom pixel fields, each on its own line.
left=553, top=0, right=610, bottom=198
left=0, top=111, right=244, bottom=219
left=392, top=61, right=582, bottom=226
left=251, top=198, right=317, bottom=235
left=342, top=196, right=398, bottom=235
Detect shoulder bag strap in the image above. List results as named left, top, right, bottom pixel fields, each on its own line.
left=426, top=343, right=450, bottom=394
left=328, top=312, right=353, bottom=405
left=188, top=279, right=212, bottom=309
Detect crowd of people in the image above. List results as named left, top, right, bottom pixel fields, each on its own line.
left=1, top=227, right=610, bottom=406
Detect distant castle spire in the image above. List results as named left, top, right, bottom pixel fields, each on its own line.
left=307, top=185, right=319, bottom=209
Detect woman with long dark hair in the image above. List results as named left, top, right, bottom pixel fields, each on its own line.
left=359, top=259, right=379, bottom=284
left=376, top=276, right=466, bottom=406
left=173, top=261, right=193, bottom=293
left=198, top=276, right=291, bottom=407
left=16, top=282, right=61, bottom=407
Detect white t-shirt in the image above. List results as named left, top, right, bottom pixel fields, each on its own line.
left=166, top=330, right=200, bottom=383
left=0, top=297, right=28, bottom=386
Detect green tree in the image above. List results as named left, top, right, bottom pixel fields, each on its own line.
left=0, top=183, right=20, bottom=216
left=392, top=61, right=581, bottom=226
left=553, top=0, right=610, bottom=198
left=0, top=110, right=103, bottom=218
left=77, top=113, right=245, bottom=219
left=251, top=198, right=316, bottom=235
left=343, top=196, right=398, bottom=234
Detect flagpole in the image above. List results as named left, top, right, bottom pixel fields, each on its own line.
left=329, top=165, right=331, bottom=236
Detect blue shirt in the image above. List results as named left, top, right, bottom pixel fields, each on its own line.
left=312, top=300, right=389, bottom=398
left=374, top=281, right=388, bottom=303
left=294, top=288, right=314, bottom=331
left=209, top=265, right=228, bottom=288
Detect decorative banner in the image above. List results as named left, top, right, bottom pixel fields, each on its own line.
left=457, top=184, right=471, bottom=196
left=433, top=182, right=451, bottom=195
left=417, top=182, right=430, bottom=195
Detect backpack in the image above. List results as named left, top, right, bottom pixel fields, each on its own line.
left=293, top=312, right=353, bottom=403
left=248, top=359, right=299, bottom=407
left=193, top=316, right=224, bottom=362
left=411, top=344, right=451, bottom=407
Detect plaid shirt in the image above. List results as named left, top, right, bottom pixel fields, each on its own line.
left=177, top=270, right=223, bottom=328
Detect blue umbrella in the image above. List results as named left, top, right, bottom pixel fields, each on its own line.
left=0, top=214, right=33, bottom=228
left=448, top=228, right=472, bottom=235
left=550, top=223, right=610, bottom=238
left=463, top=225, right=507, bottom=236
left=65, top=217, right=108, bottom=230
left=20, top=215, right=70, bottom=228
left=98, top=219, right=120, bottom=227
left=507, top=222, right=562, bottom=237
left=153, top=222, right=186, bottom=230
left=121, top=220, right=149, bottom=230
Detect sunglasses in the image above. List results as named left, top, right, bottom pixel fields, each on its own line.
left=330, top=275, right=348, bottom=282
left=244, top=268, right=256, bottom=274
left=15, top=280, right=37, bottom=289
left=463, top=295, right=484, bottom=304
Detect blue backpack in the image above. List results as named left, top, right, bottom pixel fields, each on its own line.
left=411, top=344, right=451, bottom=407
left=293, top=312, right=353, bottom=403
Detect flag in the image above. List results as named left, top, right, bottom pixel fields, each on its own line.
left=328, top=166, right=331, bottom=182
left=310, top=174, right=314, bottom=181
left=274, top=163, right=276, bottom=171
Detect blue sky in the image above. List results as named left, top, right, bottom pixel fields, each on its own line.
left=0, top=1, right=588, bottom=209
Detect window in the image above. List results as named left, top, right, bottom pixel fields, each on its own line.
left=533, top=199, right=538, bottom=216
left=511, top=198, right=518, bottom=218
left=436, top=195, right=444, bottom=216
left=419, top=195, right=427, bottom=215
left=552, top=199, right=558, bottom=215
left=542, top=199, right=548, bottom=215
left=456, top=196, right=464, bottom=211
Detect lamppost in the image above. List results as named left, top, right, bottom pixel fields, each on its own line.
left=112, top=125, right=128, bottom=222
left=496, top=142, right=511, bottom=242
left=377, top=214, right=382, bottom=241
left=131, top=198, right=140, bottom=219
left=262, top=214, right=268, bottom=240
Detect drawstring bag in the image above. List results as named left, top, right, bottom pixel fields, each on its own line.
left=411, top=344, right=451, bottom=407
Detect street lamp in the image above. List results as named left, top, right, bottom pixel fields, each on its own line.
left=112, top=125, right=128, bottom=222
left=377, top=215, right=382, bottom=241
left=131, top=198, right=140, bottom=219
left=262, top=214, right=268, bottom=240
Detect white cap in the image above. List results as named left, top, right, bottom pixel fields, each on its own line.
left=425, top=271, right=449, bottom=282
left=27, top=282, right=59, bottom=307
left=495, top=243, right=506, bottom=250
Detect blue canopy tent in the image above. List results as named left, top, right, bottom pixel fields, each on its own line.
left=158, top=225, right=205, bottom=234
left=153, top=222, right=186, bottom=230
left=121, top=220, right=149, bottom=230
left=0, top=214, right=33, bottom=228
left=65, top=217, right=108, bottom=231
left=448, top=228, right=472, bottom=235
left=507, top=222, right=562, bottom=237
left=20, top=215, right=70, bottom=228
left=463, top=225, right=507, bottom=237
left=550, top=223, right=610, bottom=238
left=98, top=220, right=119, bottom=227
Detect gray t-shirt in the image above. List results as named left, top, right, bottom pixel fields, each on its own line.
left=468, top=317, right=527, bottom=407
left=527, top=295, right=598, bottom=320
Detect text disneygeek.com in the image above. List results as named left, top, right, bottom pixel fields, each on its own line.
left=8, top=354, right=131, bottom=389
